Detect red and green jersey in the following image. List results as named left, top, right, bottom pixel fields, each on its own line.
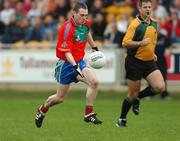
left=56, top=17, right=91, bottom=62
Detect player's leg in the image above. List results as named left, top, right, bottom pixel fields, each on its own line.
left=158, top=60, right=170, bottom=99
left=116, top=79, right=141, bottom=127
left=118, top=56, right=142, bottom=122
left=138, top=70, right=165, bottom=99
left=132, top=70, right=165, bottom=116
left=77, top=67, right=102, bottom=124
left=35, top=84, right=70, bottom=128
left=146, top=69, right=165, bottom=94
left=35, top=59, right=72, bottom=128
left=43, top=84, right=70, bottom=109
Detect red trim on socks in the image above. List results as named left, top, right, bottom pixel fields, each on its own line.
left=85, top=106, right=93, bottom=115
left=39, top=104, right=48, bottom=113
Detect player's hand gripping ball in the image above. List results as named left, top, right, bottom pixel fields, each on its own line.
left=88, top=51, right=106, bottom=69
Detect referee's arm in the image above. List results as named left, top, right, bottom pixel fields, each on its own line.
left=122, top=23, right=141, bottom=48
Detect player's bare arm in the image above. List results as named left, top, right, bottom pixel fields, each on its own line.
left=65, top=52, right=84, bottom=77
left=65, top=52, right=77, bottom=66
left=87, top=32, right=98, bottom=51
left=153, top=54, right=158, bottom=61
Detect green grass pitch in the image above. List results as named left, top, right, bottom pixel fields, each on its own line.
left=0, top=89, right=180, bottom=141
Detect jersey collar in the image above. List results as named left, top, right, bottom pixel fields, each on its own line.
left=70, top=17, right=77, bottom=27
left=137, top=15, right=152, bottom=25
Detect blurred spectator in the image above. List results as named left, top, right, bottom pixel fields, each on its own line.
left=25, top=16, right=45, bottom=42
left=87, top=13, right=93, bottom=23
left=91, top=12, right=106, bottom=41
left=70, top=0, right=77, bottom=9
left=43, top=15, right=57, bottom=42
left=79, top=0, right=90, bottom=2
left=171, top=0, right=180, bottom=18
left=130, top=0, right=139, bottom=7
left=118, top=0, right=134, bottom=19
left=104, top=13, right=116, bottom=36
left=42, top=0, right=56, bottom=16
left=161, top=0, right=173, bottom=12
left=77, top=0, right=88, bottom=3
left=36, top=0, right=49, bottom=16
left=105, top=0, right=133, bottom=22
left=152, top=0, right=169, bottom=20
left=161, top=10, right=180, bottom=44
left=116, top=13, right=130, bottom=34
left=56, top=15, right=66, bottom=40
left=105, top=0, right=121, bottom=16
left=15, top=1, right=25, bottom=26
left=27, top=1, right=42, bottom=25
left=23, top=0, right=32, bottom=17
left=103, top=0, right=113, bottom=7
left=66, top=10, right=73, bottom=19
left=0, top=20, right=5, bottom=41
left=20, top=18, right=30, bottom=37
left=57, top=15, right=66, bottom=29
left=77, top=0, right=93, bottom=8
left=1, top=14, right=25, bottom=44
left=0, top=0, right=5, bottom=11
left=104, top=22, right=124, bottom=47
left=170, top=10, right=180, bottom=43
left=0, top=1, right=15, bottom=25
left=51, top=0, right=71, bottom=19
left=90, top=0, right=104, bottom=16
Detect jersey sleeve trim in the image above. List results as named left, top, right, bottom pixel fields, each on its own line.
left=64, top=22, right=72, bottom=40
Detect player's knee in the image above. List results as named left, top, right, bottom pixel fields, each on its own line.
left=155, top=84, right=165, bottom=93
left=56, top=95, right=64, bottom=104
left=128, top=91, right=139, bottom=99
left=89, top=78, right=98, bottom=88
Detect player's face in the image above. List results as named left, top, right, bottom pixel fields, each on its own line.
left=74, top=8, right=88, bottom=25
left=139, top=2, right=152, bottom=18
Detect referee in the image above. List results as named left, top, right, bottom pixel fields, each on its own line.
left=116, top=0, right=165, bottom=127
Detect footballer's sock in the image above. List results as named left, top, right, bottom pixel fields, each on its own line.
left=120, top=97, right=134, bottom=119
left=85, top=105, right=93, bottom=116
left=39, top=104, right=48, bottom=114
left=138, top=86, right=158, bottom=99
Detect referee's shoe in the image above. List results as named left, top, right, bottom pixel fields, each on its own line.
left=132, top=99, right=140, bottom=115
left=116, top=118, right=127, bottom=127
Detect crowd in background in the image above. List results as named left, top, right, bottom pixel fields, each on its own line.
left=0, top=0, right=179, bottom=49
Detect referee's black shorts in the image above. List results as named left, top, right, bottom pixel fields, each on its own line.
left=125, top=56, right=159, bottom=80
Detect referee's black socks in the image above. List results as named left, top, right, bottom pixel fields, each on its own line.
left=138, top=86, right=158, bottom=99
left=120, top=97, right=134, bottom=119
